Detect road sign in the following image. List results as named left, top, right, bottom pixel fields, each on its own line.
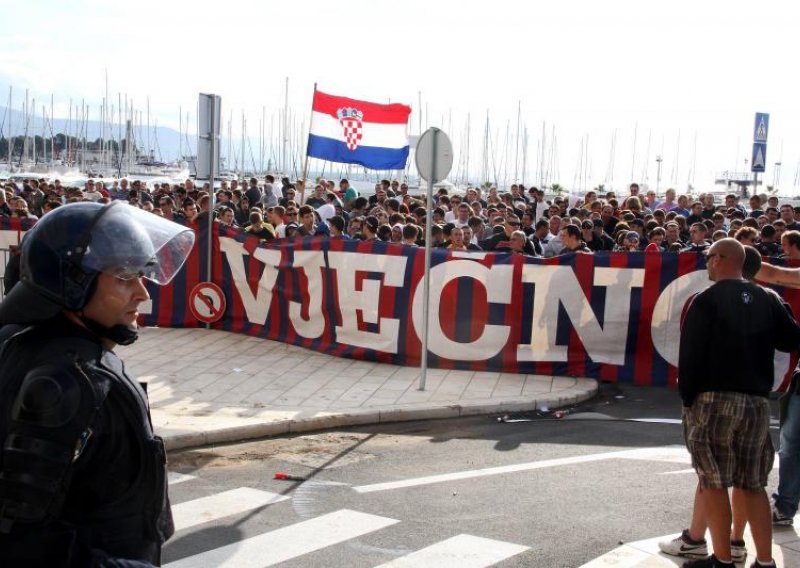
left=753, top=112, right=769, bottom=143
left=189, top=282, right=226, bottom=323
left=415, top=128, right=453, bottom=184
left=752, top=142, right=767, bottom=173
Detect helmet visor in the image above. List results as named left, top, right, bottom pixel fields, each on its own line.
left=81, top=202, right=195, bottom=285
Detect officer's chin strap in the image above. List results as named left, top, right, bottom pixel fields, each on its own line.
left=79, top=316, right=139, bottom=346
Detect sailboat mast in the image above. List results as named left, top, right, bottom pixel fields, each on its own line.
left=50, top=94, right=55, bottom=163
left=5, top=86, right=11, bottom=166
left=282, top=77, right=289, bottom=173
left=465, top=112, right=470, bottom=185
left=482, top=110, right=489, bottom=185
left=261, top=105, right=265, bottom=173
left=521, top=126, right=528, bottom=185
left=630, top=122, right=637, bottom=182
left=228, top=113, right=232, bottom=173
left=539, top=121, right=546, bottom=189
left=513, top=101, right=521, bottom=184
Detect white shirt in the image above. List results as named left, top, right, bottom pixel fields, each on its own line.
left=316, top=203, right=336, bottom=223
left=543, top=234, right=564, bottom=258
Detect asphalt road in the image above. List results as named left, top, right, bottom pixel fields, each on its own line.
left=161, top=384, right=783, bottom=567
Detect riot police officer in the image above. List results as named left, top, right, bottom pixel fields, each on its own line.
left=0, top=201, right=194, bottom=567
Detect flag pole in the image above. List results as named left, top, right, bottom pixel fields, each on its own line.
left=300, top=82, right=317, bottom=204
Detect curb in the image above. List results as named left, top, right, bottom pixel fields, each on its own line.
left=161, top=381, right=598, bottom=451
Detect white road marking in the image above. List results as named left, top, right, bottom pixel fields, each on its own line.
left=163, top=509, right=399, bottom=568
left=372, top=534, right=529, bottom=567
left=354, top=446, right=690, bottom=493
left=629, top=418, right=682, bottom=424
left=658, top=469, right=696, bottom=475
left=168, top=472, right=197, bottom=485
left=171, top=487, right=289, bottom=531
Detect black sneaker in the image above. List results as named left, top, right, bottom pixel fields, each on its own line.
left=772, top=503, right=794, bottom=526
left=682, top=555, right=734, bottom=567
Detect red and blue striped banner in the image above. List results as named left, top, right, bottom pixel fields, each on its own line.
left=137, top=223, right=800, bottom=388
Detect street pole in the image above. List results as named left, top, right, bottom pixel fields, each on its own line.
left=419, top=129, right=438, bottom=392
left=655, top=155, right=662, bottom=194
left=205, top=96, right=217, bottom=329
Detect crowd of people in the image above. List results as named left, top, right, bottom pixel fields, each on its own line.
left=4, top=175, right=800, bottom=262
left=3, top=176, right=800, bottom=568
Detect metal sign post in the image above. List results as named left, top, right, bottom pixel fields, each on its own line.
left=415, top=127, right=453, bottom=391
left=751, top=112, right=769, bottom=197
left=198, top=93, right=221, bottom=328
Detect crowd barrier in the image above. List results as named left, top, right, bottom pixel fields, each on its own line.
left=131, top=222, right=799, bottom=389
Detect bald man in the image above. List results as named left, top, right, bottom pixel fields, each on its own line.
left=677, top=238, right=800, bottom=568
left=659, top=245, right=765, bottom=565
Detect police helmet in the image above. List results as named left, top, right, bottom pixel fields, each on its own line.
left=0, top=201, right=195, bottom=324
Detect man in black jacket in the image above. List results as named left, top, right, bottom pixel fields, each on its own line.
left=677, top=238, right=800, bottom=568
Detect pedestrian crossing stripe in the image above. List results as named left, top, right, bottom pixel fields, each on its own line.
left=373, top=534, right=529, bottom=567
left=171, top=487, right=290, bottom=531
left=167, top=472, right=197, bottom=485
left=163, top=509, right=400, bottom=567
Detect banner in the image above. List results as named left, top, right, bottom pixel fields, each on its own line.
left=139, top=223, right=800, bottom=388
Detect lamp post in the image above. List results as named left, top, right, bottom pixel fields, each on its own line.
left=655, top=155, right=663, bottom=194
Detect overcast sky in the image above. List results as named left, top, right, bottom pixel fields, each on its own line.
left=1, top=0, right=798, bottom=192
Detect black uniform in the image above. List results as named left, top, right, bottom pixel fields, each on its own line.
left=679, top=279, right=800, bottom=407
left=0, top=315, right=173, bottom=567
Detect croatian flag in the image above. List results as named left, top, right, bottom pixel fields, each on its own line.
left=306, top=90, right=411, bottom=170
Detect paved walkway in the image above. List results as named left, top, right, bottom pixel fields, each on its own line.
left=117, top=327, right=597, bottom=450
left=580, top=525, right=800, bottom=567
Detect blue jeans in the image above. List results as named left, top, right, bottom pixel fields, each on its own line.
left=775, top=393, right=800, bottom=516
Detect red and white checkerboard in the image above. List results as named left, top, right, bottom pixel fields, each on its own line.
left=339, top=117, right=363, bottom=151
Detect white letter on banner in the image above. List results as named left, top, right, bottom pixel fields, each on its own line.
left=327, top=251, right=407, bottom=353
left=411, top=261, right=512, bottom=360
left=218, top=237, right=281, bottom=325
left=0, top=230, right=22, bottom=249
left=650, top=270, right=711, bottom=367
left=517, top=265, right=645, bottom=365
left=288, top=251, right=327, bottom=339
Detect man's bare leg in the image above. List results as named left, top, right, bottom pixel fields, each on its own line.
left=688, top=483, right=708, bottom=541
left=699, top=485, right=732, bottom=562
left=740, top=488, right=774, bottom=565
left=731, top=487, right=747, bottom=541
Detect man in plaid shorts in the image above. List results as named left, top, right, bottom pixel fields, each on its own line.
left=678, top=238, right=800, bottom=568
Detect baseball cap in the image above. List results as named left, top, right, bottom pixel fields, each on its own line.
left=625, top=231, right=640, bottom=242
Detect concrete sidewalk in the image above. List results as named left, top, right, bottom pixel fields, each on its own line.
left=118, top=327, right=598, bottom=450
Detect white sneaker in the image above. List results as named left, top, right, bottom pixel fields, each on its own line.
left=658, top=529, right=708, bottom=559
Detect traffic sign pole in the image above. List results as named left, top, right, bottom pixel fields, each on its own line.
left=414, top=127, right=453, bottom=392
left=419, top=129, right=438, bottom=391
